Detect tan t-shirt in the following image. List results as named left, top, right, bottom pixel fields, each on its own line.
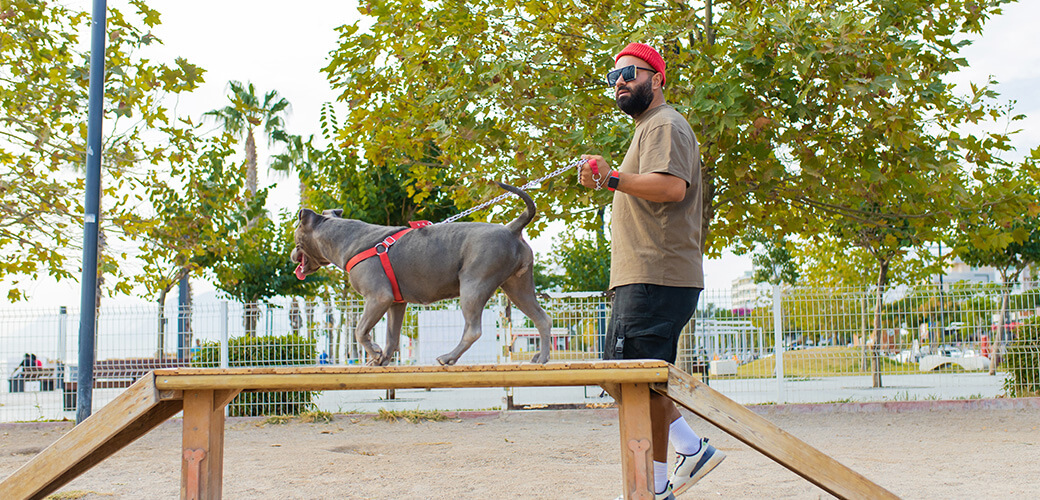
left=609, top=104, right=703, bottom=289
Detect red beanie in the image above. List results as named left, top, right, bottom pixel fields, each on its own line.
left=615, top=43, right=666, bottom=85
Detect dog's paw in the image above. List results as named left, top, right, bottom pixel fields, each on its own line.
left=436, top=355, right=457, bottom=366
left=530, top=352, right=550, bottom=364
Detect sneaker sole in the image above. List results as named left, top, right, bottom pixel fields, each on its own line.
left=672, top=449, right=726, bottom=496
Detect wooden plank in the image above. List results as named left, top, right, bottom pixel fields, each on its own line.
left=153, top=360, right=668, bottom=377
left=616, top=383, right=654, bottom=500
left=0, top=374, right=183, bottom=500
left=181, top=390, right=228, bottom=500
left=155, top=366, right=669, bottom=391
left=656, top=366, right=899, bottom=500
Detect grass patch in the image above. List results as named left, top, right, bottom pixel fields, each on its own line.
left=47, top=491, right=111, bottom=499
left=375, top=409, right=448, bottom=423
left=299, top=410, right=334, bottom=423
left=734, top=347, right=919, bottom=378
left=263, top=415, right=294, bottom=425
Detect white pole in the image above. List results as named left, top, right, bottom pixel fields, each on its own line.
left=57, top=306, right=68, bottom=365
left=773, top=284, right=785, bottom=404
left=219, top=301, right=229, bottom=369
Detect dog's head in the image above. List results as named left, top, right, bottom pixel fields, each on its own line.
left=291, top=208, right=336, bottom=280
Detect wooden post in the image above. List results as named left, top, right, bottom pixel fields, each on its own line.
left=616, top=383, right=655, bottom=500
left=181, top=389, right=235, bottom=500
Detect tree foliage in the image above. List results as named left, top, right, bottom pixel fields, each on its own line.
left=0, top=0, right=204, bottom=301
left=128, top=131, right=266, bottom=306
left=324, top=0, right=1031, bottom=289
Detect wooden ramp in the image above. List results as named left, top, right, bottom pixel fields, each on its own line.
left=0, top=373, right=189, bottom=500
left=655, top=365, right=898, bottom=500
left=0, top=362, right=897, bottom=500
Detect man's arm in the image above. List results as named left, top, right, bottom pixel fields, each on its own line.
left=578, top=155, right=686, bottom=202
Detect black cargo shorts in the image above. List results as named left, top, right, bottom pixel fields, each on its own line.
left=603, top=284, right=701, bottom=363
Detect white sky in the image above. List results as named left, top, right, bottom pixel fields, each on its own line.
left=16, top=0, right=1040, bottom=307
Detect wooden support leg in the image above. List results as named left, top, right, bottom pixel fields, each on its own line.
left=181, top=389, right=235, bottom=500
left=616, top=383, right=655, bottom=500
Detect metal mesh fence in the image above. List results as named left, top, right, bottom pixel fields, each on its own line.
left=1, top=281, right=1037, bottom=421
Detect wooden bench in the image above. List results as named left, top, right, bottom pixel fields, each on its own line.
left=8, top=365, right=58, bottom=393
left=1, top=362, right=898, bottom=500
left=62, top=358, right=190, bottom=410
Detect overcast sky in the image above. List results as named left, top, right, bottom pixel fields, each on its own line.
left=17, top=0, right=1040, bottom=307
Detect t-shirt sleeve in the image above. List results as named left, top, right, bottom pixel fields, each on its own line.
left=637, top=122, right=694, bottom=186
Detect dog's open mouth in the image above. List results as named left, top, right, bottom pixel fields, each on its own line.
left=293, top=249, right=307, bottom=280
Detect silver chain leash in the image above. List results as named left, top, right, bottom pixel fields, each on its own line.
left=436, top=158, right=587, bottom=225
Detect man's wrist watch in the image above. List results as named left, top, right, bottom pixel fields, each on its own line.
left=606, top=171, right=620, bottom=191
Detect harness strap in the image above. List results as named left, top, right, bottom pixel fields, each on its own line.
left=344, top=221, right=431, bottom=303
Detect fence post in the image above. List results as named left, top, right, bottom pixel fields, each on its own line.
left=773, top=284, right=785, bottom=404
left=57, top=306, right=67, bottom=388
left=219, top=301, right=229, bottom=369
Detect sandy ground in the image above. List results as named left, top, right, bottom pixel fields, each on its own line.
left=1, top=404, right=1039, bottom=500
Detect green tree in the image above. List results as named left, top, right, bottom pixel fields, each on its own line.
left=128, top=130, right=265, bottom=348
left=204, top=80, right=290, bottom=197
left=954, top=159, right=1040, bottom=374
left=208, top=210, right=324, bottom=336
left=0, top=0, right=204, bottom=301
left=204, top=80, right=292, bottom=331
left=324, top=0, right=1027, bottom=248
left=549, top=208, right=610, bottom=292
left=747, top=229, right=799, bottom=286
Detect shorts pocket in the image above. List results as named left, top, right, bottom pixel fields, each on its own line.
left=617, top=316, right=676, bottom=361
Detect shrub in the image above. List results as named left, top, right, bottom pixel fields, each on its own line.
left=191, top=334, right=319, bottom=416
left=1003, top=318, right=1040, bottom=397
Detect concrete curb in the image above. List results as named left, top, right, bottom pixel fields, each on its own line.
left=746, top=397, right=1040, bottom=416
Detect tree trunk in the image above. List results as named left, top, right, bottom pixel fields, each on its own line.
left=244, top=301, right=259, bottom=337
left=871, top=260, right=890, bottom=388
left=245, top=131, right=258, bottom=196
left=991, top=286, right=1011, bottom=376
left=157, top=287, right=169, bottom=361
left=860, top=294, right=869, bottom=372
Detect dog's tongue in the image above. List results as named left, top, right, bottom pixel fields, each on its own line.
left=294, top=262, right=306, bottom=281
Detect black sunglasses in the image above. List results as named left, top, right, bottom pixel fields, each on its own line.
left=605, top=65, right=658, bottom=86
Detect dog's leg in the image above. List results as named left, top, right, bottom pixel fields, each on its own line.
left=354, top=299, right=392, bottom=365
left=501, top=274, right=553, bottom=364
left=379, top=302, right=407, bottom=366
left=436, top=285, right=496, bottom=366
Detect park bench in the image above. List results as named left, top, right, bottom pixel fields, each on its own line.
left=62, top=358, right=190, bottom=410
left=7, top=365, right=58, bottom=393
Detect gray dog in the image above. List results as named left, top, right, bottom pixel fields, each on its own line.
left=291, top=182, right=552, bottom=366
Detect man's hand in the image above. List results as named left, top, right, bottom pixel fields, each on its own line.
left=578, top=154, right=612, bottom=190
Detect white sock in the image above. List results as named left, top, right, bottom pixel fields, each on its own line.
left=654, top=460, right=669, bottom=494
left=670, top=416, right=702, bottom=455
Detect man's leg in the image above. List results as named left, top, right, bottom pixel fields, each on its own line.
left=651, top=392, right=680, bottom=462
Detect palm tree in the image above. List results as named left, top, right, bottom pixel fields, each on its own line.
left=205, top=80, right=291, bottom=197
left=205, top=80, right=291, bottom=335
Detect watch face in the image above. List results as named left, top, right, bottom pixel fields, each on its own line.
left=608, top=174, right=619, bottom=189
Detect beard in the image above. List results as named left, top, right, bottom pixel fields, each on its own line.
left=616, top=77, right=654, bottom=117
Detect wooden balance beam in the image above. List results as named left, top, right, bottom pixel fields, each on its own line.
left=0, top=361, right=897, bottom=500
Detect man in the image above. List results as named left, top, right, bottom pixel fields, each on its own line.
left=578, top=42, right=725, bottom=499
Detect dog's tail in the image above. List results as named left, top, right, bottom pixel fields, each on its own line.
left=498, top=182, right=535, bottom=234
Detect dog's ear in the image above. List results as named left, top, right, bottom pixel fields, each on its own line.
left=322, top=209, right=344, bottom=218
left=298, top=208, right=322, bottom=227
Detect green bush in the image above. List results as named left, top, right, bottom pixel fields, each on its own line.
left=1003, top=318, right=1040, bottom=397
left=191, top=334, right=320, bottom=416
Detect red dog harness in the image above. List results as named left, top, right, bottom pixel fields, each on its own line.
left=344, top=221, right=431, bottom=302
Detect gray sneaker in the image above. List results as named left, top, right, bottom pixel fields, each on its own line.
left=670, top=438, right=726, bottom=496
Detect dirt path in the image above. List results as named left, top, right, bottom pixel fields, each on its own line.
left=2, top=404, right=1038, bottom=499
